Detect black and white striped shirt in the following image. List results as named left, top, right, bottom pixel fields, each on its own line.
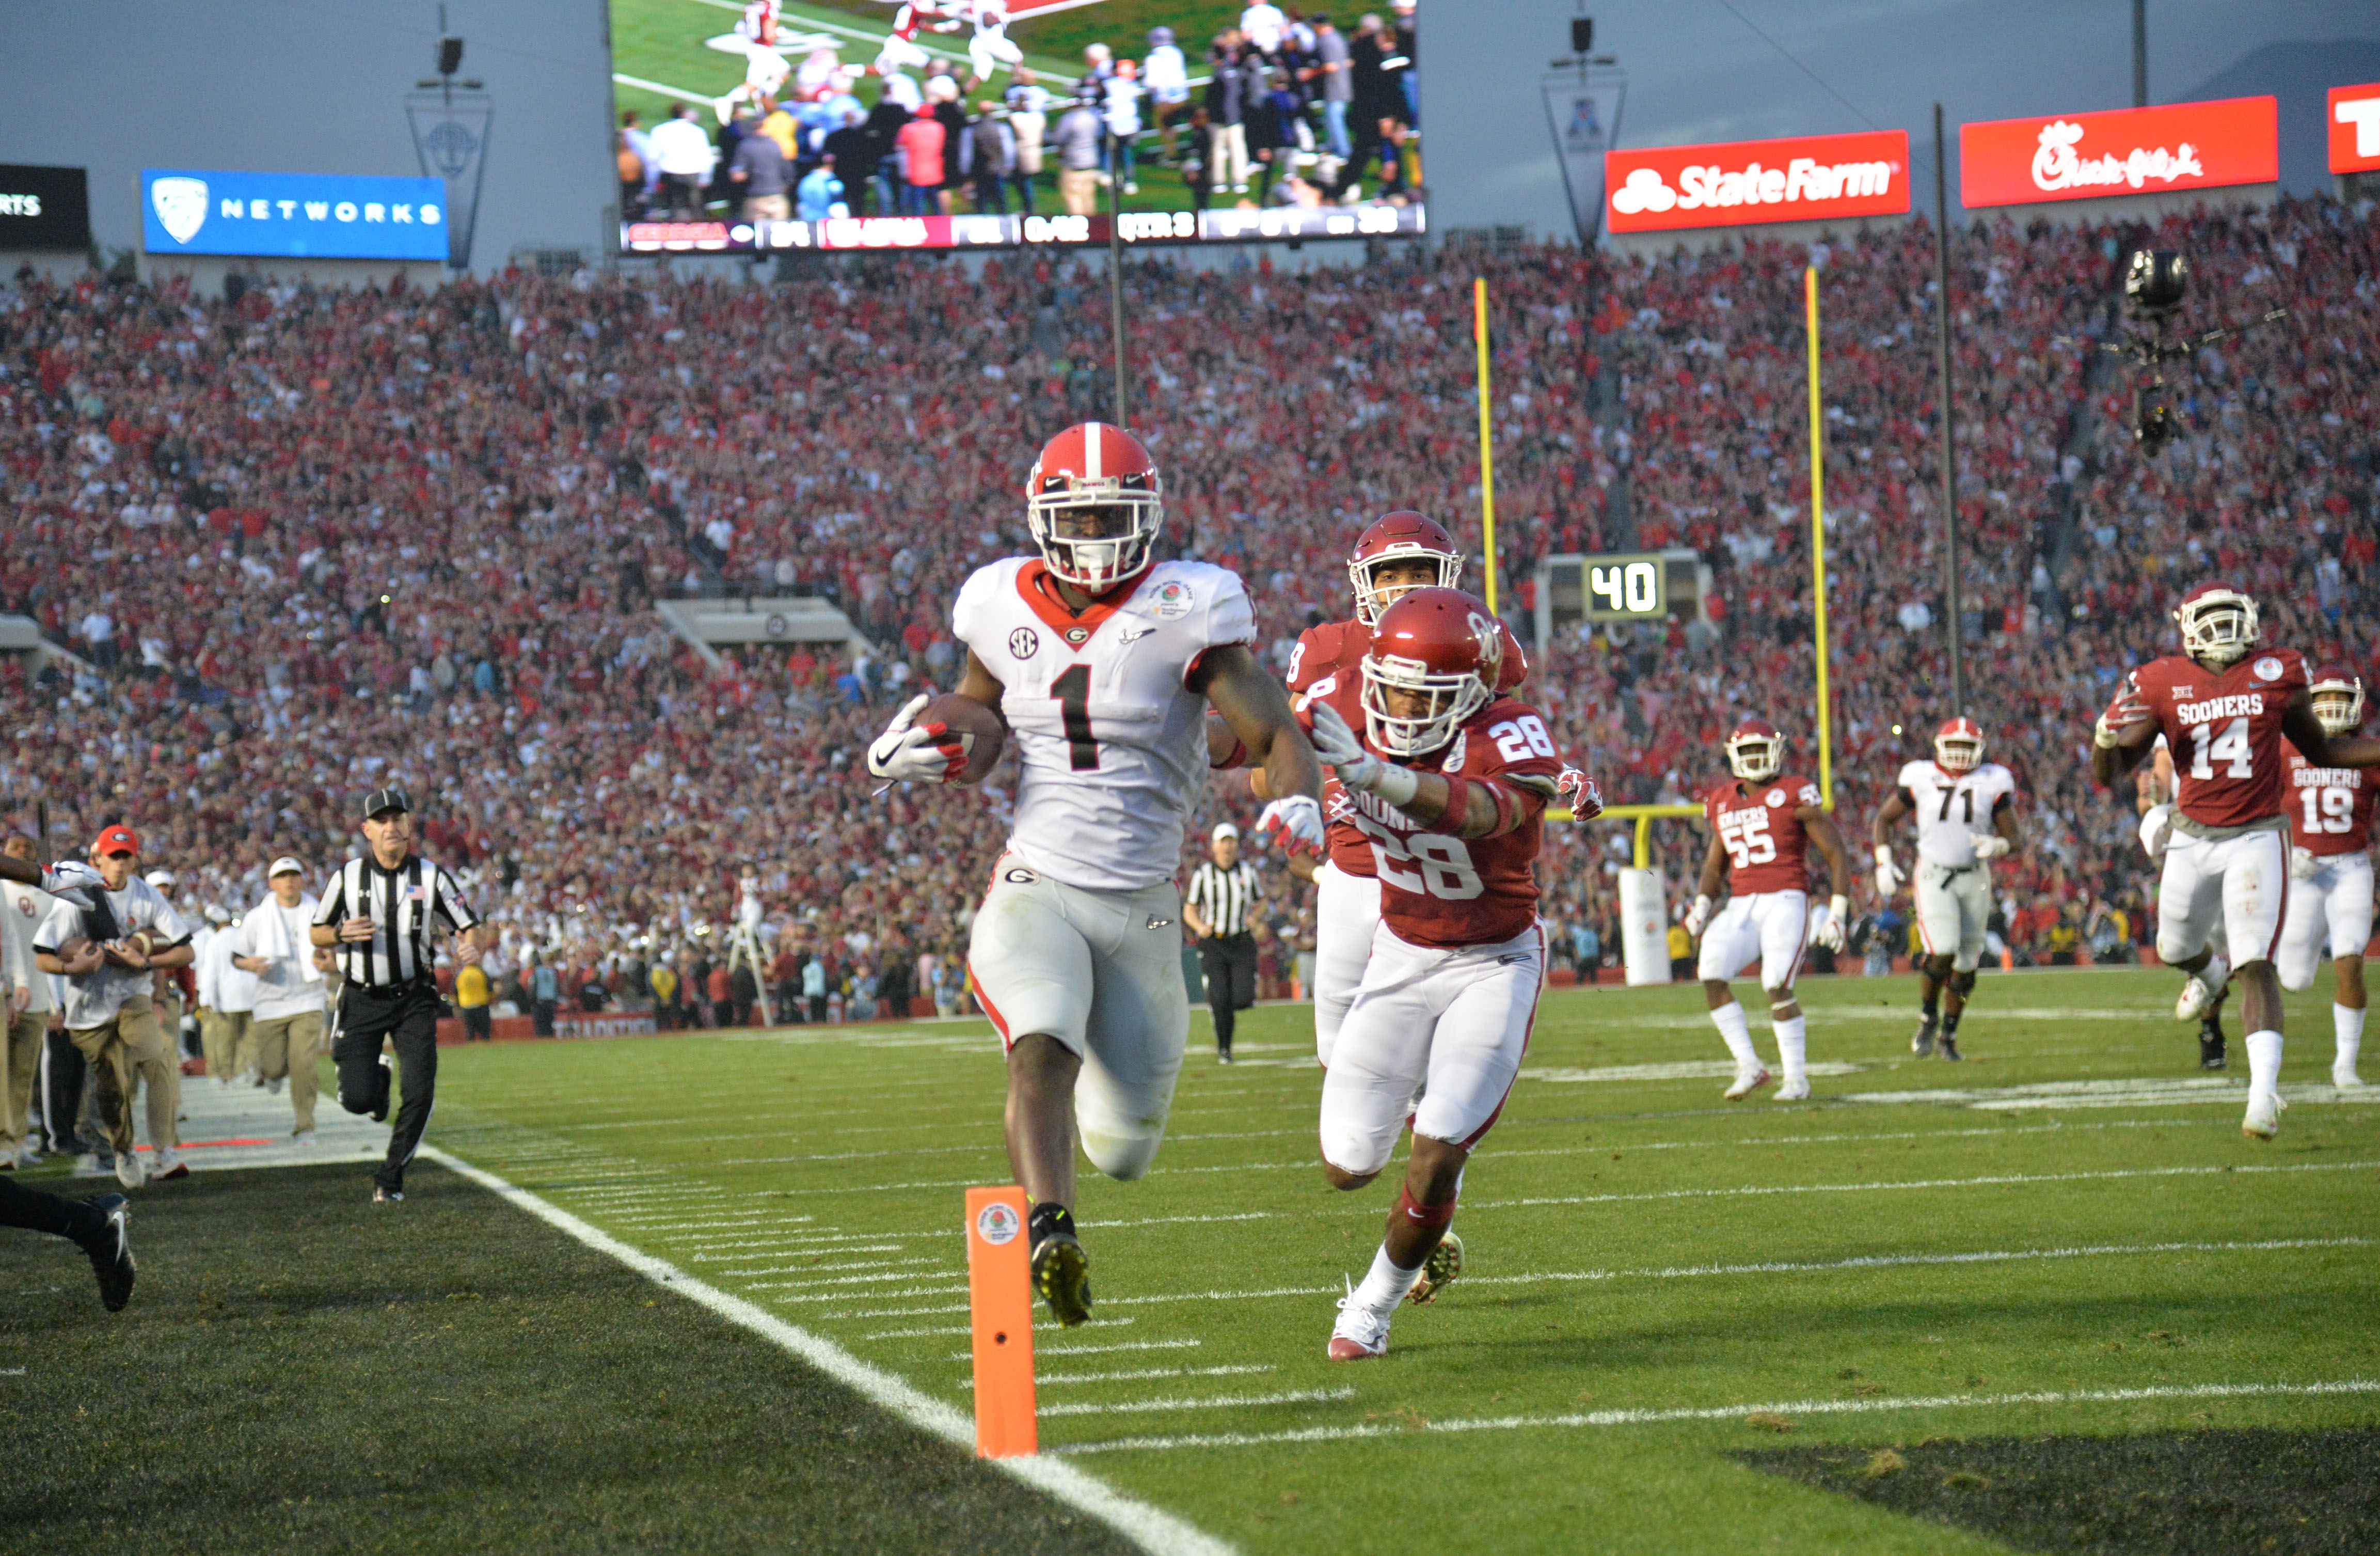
left=1185, top=861, right=1261, bottom=939
left=312, top=854, right=480, bottom=992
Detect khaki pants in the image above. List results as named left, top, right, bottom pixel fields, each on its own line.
left=69, top=994, right=178, bottom=1160
left=1057, top=166, right=1101, bottom=216
left=201, top=1009, right=249, bottom=1081
left=248, top=1010, right=324, bottom=1133
left=0, top=1008, right=42, bottom=1156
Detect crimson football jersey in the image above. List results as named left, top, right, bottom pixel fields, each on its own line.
left=1704, top=773, right=1822, bottom=896
left=2131, top=649, right=2308, bottom=827
left=1289, top=618, right=1531, bottom=881
left=1339, top=694, right=1560, bottom=949
left=2282, top=743, right=2376, bottom=856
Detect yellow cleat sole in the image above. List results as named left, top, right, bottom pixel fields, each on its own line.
left=1406, top=1231, right=1463, bottom=1307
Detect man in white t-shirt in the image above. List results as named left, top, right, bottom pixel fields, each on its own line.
left=1143, top=26, right=1191, bottom=163
left=232, top=857, right=328, bottom=1142
left=198, top=902, right=259, bottom=1083
left=33, top=826, right=196, bottom=1188
left=0, top=834, right=53, bottom=1167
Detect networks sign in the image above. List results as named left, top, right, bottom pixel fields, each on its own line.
left=1604, top=130, right=1909, bottom=233
left=140, top=169, right=447, bottom=261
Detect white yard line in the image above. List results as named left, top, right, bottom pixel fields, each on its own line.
left=1052, top=1379, right=2380, bottom=1455
left=1039, top=1387, right=1355, bottom=1420
left=967, top=1365, right=1278, bottom=1388
left=420, top=1146, right=1235, bottom=1556
left=1099, top=1233, right=2372, bottom=1308
left=1471, top=1157, right=2380, bottom=1212
left=773, top=1285, right=975, bottom=1305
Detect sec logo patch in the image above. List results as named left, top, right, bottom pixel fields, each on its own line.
left=1008, top=627, right=1040, bottom=659
left=2253, top=655, right=2283, bottom=682
left=1765, top=788, right=1786, bottom=808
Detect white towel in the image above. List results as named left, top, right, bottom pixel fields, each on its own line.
left=250, top=895, right=323, bottom=983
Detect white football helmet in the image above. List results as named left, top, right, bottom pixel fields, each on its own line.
left=2172, top=582, right=2258, bottom=667
left=1725, top=719, right=1784, bottom=782
left=2310, top=666, right=2365, bottom=735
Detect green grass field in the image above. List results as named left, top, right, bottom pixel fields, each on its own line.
left=7, top=967, right=2377, bottom=1553
left=608, top=0, right=1258, bottom=218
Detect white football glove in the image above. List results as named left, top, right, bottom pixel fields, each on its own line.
left=2137, top=802, right=2175, bottom=865
left=1815, top=893, right=1849, bottom=953
left=1972, top=834, right=2012, bottom=860
left=1557, top=767, right=1604, bottom=821
left=2093, top=691, right=2151, bottom=749
left=2291, top=844, right=2319, bottom=882
left=1308, top=702, right=1418, bottom=807
left=1683, top=893, right=1712, bottom=938
left=866, top=693, right=971, bottom=784
left=1256, top=794, right=1326, bottom=857
left=1873, top=844, right=1902, bottom=899
left=42, top=860, right=104, bottom=909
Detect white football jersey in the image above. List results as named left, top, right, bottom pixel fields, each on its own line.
left=1896, top=759, right=2018, bottom=868
left=954, top=556, right=1254, bottom=892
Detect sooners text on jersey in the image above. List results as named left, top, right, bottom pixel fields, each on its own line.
left=2132, top=648, right=2308, bottom=828
left=1896, top=759, right=2018, bottom=869
left=953, top=556, right=1253, bottom=892
left=2282, top=744, right=2376, bottom=856
left=1705, top=773, right=1822, bottom=895
left=1343, top=694, right=1560, bottom=949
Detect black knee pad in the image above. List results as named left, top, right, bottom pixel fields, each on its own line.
left=1923, top=954, right=1955, bottom=984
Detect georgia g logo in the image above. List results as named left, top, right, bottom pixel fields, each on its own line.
left=1008, top=626, right=1039, bottom=659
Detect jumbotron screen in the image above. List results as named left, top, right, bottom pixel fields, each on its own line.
left=608, top=0, right=1425, bottom=254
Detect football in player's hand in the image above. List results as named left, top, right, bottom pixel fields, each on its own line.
left=53, top=936, right=99, bottom=973
left=920, top=694, right=1006, bottom=785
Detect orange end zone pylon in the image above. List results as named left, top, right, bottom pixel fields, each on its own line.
left=965, top=1186, right=1037, bottom=1457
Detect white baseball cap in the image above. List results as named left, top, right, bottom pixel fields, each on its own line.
left=1212, top=822, right=1240, bottom=843
left=145, top=869, right=176, bottom=889
left=268, top=856, right=305, bottom=877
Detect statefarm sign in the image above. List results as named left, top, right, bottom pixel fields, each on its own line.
left=2329, top=84, right=2380, bottom=174
left=1960, top=97, right=2276, bottom=208
left=1603, top=129, right=1909, bottom=233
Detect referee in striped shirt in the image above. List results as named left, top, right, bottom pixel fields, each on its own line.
left=1184, top=822, right=1262, bottom=1063
left=310, top=788, right=484, bottom=1203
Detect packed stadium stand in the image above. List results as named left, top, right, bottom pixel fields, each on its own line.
left=2, top=195, right=2371, bottom=1013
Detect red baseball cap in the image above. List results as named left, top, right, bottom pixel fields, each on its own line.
left=92, top=825, right=139, bottom=857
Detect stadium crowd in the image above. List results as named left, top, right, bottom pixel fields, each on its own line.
left=0, top=191, right=2372, bottom=1024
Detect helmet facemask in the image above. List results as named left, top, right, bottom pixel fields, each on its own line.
left=2312, top=681, right=2365, bottom=736
left=1934, top=730, right=1984, bottom=773
left=2175, top=590, right=2258, bottom=668
left=1361, top=652, right=1490, bottom=758
left=1350, top=548, right=1462, bottom=627
left=1028, top=483, right=1161, bottom=594
left=1726, top=731, right=1783, bottom=782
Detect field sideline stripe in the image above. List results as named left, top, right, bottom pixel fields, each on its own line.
left=1472, top=1157, right=2380, bottom=1210
left=419, top=1148, right=1236, bottom=1556
left=1051, top=1380, right=2380, bottom=1455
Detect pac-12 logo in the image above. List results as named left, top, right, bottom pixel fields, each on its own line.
left=975, top=1202, right=1020, bottom=1246
left=1008, top=626, right=1039, bottom=659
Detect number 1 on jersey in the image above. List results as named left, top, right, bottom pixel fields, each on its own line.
left=1052, top=663, right=1098, bottom=771
left=2188, top=716, right=2252, bottom=780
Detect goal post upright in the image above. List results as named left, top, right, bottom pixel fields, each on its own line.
left=1474, top=276, right=1499, bottom=614
left=1805, top=264, right=1835, bottom=812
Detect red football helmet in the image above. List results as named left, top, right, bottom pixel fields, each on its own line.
left=1347, top=511, right=1464, bottom=626
left=1026, top=422, right=1163, bottom=593
left=2173, top=581, right=2258, bottom=667
left=1361, top=587, right=1502, bottom=756
left=1934, top=716, right=1985, bottom=773
left=2311, top=664, right=2366, bottom=735
left=1725, top=718, right=1785, bottom=782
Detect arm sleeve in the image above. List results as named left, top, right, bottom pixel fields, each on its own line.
left=312, top=871, right=346, bottom=927
left=196, top=936, right=219, bottom=1007
left=142, top=886, right=192, bottom=948
left=435, top=869, right=482, bottom=933
left=1200, top=569, right=1257, bottom=652
left=31, top=901, right=81, bottom=956
left=0, top=899, right=30, bottom=989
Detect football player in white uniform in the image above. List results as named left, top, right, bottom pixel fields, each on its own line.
left=1870, top=717, right=2022, bottom=1061
left=962, top=0, right=1023, bottom=84
left=867, top=422, right=1323, bottom=1327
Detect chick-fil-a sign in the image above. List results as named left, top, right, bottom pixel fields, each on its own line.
left=1960, top=97, right=2276, bottom=208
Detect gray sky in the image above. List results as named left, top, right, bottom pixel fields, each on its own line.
left=1433, top=0, right=2380, bottom=238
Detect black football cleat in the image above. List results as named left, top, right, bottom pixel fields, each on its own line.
left=1030, top=1230, right=1092, bottom=1327
left=2199, top=1020, right=2228, bottom=1071
left=373, top=1186, right=404, bottom=1204
left=1911, top=1013, right=1939, bottom=1058
left=1939, top=1034, right=1963, bottom=1062
left=79, top=1193, right=135, bottom=1312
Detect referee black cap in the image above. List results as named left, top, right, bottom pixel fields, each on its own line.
left=361, top=786, right=412, bottom=821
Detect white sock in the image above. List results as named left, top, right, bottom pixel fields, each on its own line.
left=1773, top=1015, right=1808, bottom=1082
left=2202, top=955, right=2230, bottom=991
left=1353, top=1241, right=1423, bottom=1314
left=2244, top=1029, right=2282, bottom=1096
left=1711, top=1001, right=1758, bottom=1070
left=2336, top=1004, right=2365, bottom=1075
